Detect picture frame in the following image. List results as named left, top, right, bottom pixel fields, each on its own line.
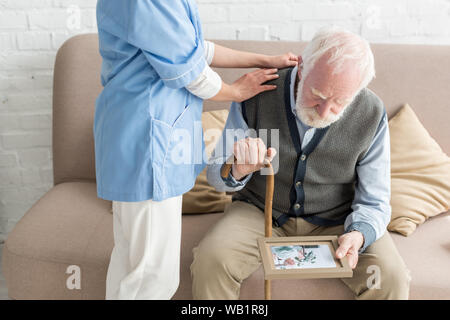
left=257, top=235, right=353, bottom=280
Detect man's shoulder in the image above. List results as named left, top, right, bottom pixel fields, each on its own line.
left=358, top=88, right=384, bottom=109
left=352, top=87, right=386, bottom=119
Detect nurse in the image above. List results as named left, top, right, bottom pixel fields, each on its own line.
left=94, top=0, right=298, bottom=300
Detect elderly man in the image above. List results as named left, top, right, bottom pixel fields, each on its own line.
left=190, top=26, right=411, bottom=300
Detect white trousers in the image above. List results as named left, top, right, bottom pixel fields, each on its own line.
left=105, top=195, right=183, bottom=300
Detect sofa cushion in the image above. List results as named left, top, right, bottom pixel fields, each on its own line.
left=389, top=211, right=450, bottom=299
left=2, top=182, right=113, bottom=299
left=388, top=104, right=450, bottom=236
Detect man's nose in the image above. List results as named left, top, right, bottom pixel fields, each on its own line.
left=316, top=100, right=333, bottom=119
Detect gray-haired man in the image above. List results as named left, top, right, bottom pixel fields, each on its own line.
left=190, top=26, right=411, bottom=300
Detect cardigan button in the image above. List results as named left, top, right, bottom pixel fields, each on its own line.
left=296, top=181, right=302, bottom=187
left=294, top=203, right=301, bottom=210
left=300, top=154, right=307, bottom=161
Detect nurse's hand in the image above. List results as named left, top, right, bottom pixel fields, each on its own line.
left=209, top=68, right=280, bottom=102
left=230, top=68, right=280, bottom=102
left=266, top=52, right=299, bottom=69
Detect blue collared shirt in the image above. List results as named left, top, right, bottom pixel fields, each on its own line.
left=94, top=0, right=208, bottom=202
left=207, top=65, right=391, bottom=252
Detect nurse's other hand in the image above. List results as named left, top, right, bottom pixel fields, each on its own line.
left=231, top=68, right=279, bottom=102
left=266, top=52, right=298, bottom=69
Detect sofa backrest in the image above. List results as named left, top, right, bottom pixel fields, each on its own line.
left=53, top=34, right=102, bottom=185
left=52, top=34, right=450, bottom=185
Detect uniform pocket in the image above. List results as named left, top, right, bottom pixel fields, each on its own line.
left=151, top=103, right=197, bottom=166
left=151, top=101, right=205, bottom=200
left=165, top=102, right=204, bottom=173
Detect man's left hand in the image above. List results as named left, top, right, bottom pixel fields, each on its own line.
left=335, top=231, right=364, bottom=269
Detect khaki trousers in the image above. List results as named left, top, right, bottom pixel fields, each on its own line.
left=191, top=200, right=411, bottom=300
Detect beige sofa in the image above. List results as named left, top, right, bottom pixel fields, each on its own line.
left=2, top=34, right=450, bottom=300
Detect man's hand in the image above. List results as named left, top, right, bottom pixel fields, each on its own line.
left=335, top=231, right=364, bottom=269
left=231, top=137, right=277, bottom=180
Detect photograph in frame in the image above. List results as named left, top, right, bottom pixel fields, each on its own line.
left=271, top=244, right=336, bottom=270
left=258, top=235, right=353, bottom=280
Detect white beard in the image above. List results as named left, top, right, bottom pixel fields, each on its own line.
left=295, top=75, right=350, bottom=129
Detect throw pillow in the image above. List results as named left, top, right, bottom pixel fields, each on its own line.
left=388, top=104, right=450, bottom=236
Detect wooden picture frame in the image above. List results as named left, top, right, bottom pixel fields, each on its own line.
left=257, top=235, right=353, bottom=280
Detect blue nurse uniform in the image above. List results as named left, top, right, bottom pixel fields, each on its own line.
left=94, top=0, right=208, bottom=202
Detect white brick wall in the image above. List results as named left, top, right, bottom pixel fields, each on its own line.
left=0, top=0, right=449, bottom=242
left=0, top=0, right=97, bottom=242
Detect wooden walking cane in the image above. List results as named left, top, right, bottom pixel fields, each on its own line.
left=221, top=155, right=275, bottom=300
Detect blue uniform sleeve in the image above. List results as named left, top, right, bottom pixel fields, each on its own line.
left=127, top=0, right=207, bottom=89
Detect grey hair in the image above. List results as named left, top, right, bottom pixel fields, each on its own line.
left=301, top=26, right=375, bottom=91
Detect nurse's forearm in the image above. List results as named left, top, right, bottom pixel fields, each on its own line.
left=208, top=82, right=240, bottom=101
left=210, top=44, right=270, bottom=69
